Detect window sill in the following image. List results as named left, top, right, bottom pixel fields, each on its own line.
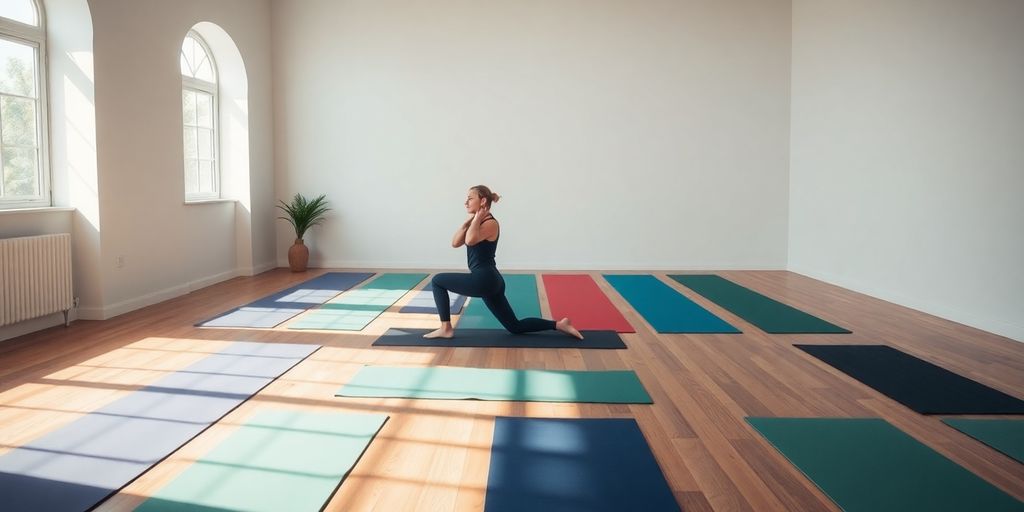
left=184, top=198, right=236, bottom=206
left=0, top=206, right=75, bottom=216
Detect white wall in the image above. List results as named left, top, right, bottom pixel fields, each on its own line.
left=272, top=0, right=792, bottom=270
left=88, top=0, right=276, bottom=314
left=789, top=0, right=1024, bottom=341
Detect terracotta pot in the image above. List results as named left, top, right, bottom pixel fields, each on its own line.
left=288, top=238, right=309, bottom=272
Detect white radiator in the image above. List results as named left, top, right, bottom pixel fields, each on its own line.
left=1, top=233, right=74, bottom=327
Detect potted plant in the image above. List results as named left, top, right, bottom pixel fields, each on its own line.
left=276, top=193, right=331, bottom=272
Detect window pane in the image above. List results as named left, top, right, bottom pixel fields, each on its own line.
left=184, top=159, right=199, bottom=194
left=196, top=92, right=212, bottom=128
left=195, top=57, right=215, bottom=83
left=1, top=96, right=37, bottom=146
left=198, top=128, right=213, bottom=159
left=0, top=0, right=38, bottom=26
left=2, top=147, right=39, bottom=197
left=183, top=127, right=197, bottom=159
left=0, top=39, right=36, bottom=98
left=182, top=90, right=196, bottom=124
left=198, top=161, right=214, bottom=194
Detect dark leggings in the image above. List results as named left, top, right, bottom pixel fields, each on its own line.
left=431, top=271, right=556, bottom=334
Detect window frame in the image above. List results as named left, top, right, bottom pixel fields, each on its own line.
left=181, top=31, right=220, bottom=202
left=0, top=0, right=51, bottom=210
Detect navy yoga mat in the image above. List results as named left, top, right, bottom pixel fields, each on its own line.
left=485, top=417, right=679, bottom=512
left=0, top=342, right=319, bottom=512
left=398, top=282, right=468, bottom=314
left=371, top=328, right=627, bottom=349
left=198, top=272, right=374, bottom=328
left=603, top=274, right=739, bottom=333
left=797, top=345, right=1024, bottom=414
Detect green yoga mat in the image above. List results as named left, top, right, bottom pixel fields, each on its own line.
left=337, top=366, right=652, bottom=403
left=457, top=274, right=541, bottom=329
left=747, top=417, right=1024, bottom=512
left=670, top=275, right=850, bottom=333
left=289, top=273, right=427, bottom=330
left=944, top=419, right=1024, bottom=464
left=136, top=410, right=388, bottom=512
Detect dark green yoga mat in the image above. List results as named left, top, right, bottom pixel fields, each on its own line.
left=944, top=419, right=1024, bottom=464
left=670, top=274, right=850, bottom=333
left=457, top=274, right=541, bottom=329
left=136, top=410, right=388, bottom=512
left=747, top=417, right=1024, bottom=512
left=337, top=366, right=652, bottom=403
left=289, top=273, right=427, bottom=330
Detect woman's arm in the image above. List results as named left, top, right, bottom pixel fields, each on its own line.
left=465, top=209, right=498, bottom=246
left=451, top=216, right=473, bottom=248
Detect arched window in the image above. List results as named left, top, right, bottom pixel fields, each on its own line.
left=180, top=31, right=219, bottom=201
left=0, top=0, right=48, bottom=209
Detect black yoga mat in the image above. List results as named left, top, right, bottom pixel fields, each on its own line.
left=371, top=328, right=627, bottom=349
left=797, top=344, right=1024, bottom=414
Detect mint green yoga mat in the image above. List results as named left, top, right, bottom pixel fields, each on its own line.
left=136, top=410, right=388, bottom=512
left=337, top=366, right=652, bottom=403
left=457, top=274, right=541, bottom=329
left=670, top=275, right=850, bottom=333
left=747, top=417, right=1024, bottom=512
left=944, top=419, right=1024, bottom=464
left=289, top=273, right=427, bottom=330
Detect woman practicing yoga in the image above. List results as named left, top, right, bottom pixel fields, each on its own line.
left=424, top=185, right=583, bottom=340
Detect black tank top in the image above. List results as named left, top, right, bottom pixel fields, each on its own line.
left=467, top=217, right=498, bottom=271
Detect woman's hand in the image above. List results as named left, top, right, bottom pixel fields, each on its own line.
left=474, top=204, right=491, bottom=221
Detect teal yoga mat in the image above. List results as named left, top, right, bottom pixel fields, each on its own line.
left=670, top=274, right=850, bottom=333
left=136, top=410, right=388, bottom=512
left=337, top=366, right=652, bottom=403
left=288, top=273, right=427, bottom=330
left=603, top=274, right=739, bottom=333
left=457, top=274, right=541, bottom=329
left=747, top=417, right=1024, bottom=512
left=943, top=419, right=1024, bottom=464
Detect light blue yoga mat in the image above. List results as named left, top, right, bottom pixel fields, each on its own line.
left=0, top=342, right=320, bottom=512
left=136, top=410, right=388, bottom=512
left=457, top=274, right=541, bottom=329
left=603, top=274, right=740, bottom=333
left=288, top=273, right=427, bottom=331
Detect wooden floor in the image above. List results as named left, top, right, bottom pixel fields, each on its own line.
left=1, top=269, right=1022, bottom=511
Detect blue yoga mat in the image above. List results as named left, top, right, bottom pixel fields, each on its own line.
left=0, top=342, right=320, bottom=512
left=603, top=274, right=740, bottom=333
left=198, top=272, right=374, bottom=328
left=485, top=417, right=679, bottom=511
left=398, top=282, right=468, bottom=314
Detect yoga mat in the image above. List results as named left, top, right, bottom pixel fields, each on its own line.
left=747, top=417, right=1024, bottom=512
left=371, top=328, right=626, bottom=349
left=337, top=366, right=652, bottom=403
left=543, top=274, right=634, bottom=333
left=603, top=274, right=740, bottom=333
left=669, top=274, right=850, bottom=333
left=398, top=282, right=468, bottom=314
left=797, top=345, right=1024, bottom=414
left=288, top=273, right=428, bottom=331
left=198, top=272, right=374, bottom=328
left=943, top=419, right=1024, bottom=464
left=485, top=417, right=679, bottom=512
left=136, top=410, right=388, bottom=512
left=0, top=342, right=320, bottom=512
left=457, top=274, right=541, bottom=329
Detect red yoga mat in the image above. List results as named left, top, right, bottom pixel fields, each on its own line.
left=542, top=274, right=634, bottom=333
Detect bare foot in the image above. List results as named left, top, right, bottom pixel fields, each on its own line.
left=556, top=318, right=584, bottom=340
left=423, top=326, right=454, bottom=339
